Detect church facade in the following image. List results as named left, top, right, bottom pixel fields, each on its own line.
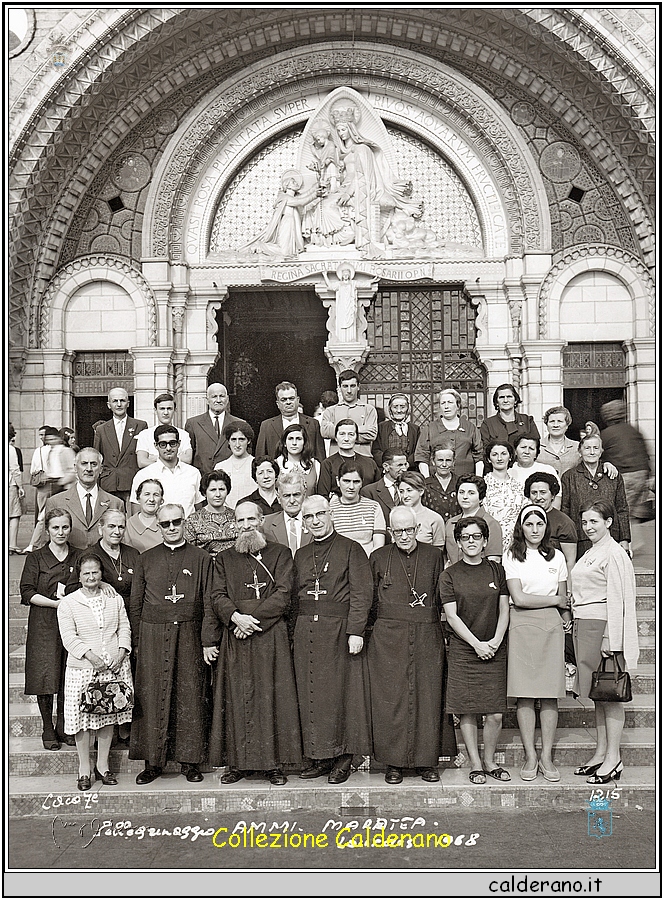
left=9, top=8, right=655, bottom=455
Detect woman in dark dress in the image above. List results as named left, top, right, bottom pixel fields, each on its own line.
left=440, top=516, right=510, bottom=784
left=480, top=383, right=540, bottom=449
left=20, top=508, right=80, bottom=749
left=92, top=509, right=139, bottom=616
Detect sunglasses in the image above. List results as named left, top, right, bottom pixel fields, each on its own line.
left=156, top=440, right=180, bottom=449
left=157, top=518, right=183, bottom=528
left=459, top=533, right=485, bottom=542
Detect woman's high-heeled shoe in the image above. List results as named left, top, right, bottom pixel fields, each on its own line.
left=574, top=762, right=601, bottom=776
left=586, top=761, right=623, bottom=784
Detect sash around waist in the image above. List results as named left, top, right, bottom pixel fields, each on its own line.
left=297, top=598, right=349, bottom=619
left=376, top=601, right=440, bottom=623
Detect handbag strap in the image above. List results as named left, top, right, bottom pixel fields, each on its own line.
left=598, top=653, right=625, bottom=681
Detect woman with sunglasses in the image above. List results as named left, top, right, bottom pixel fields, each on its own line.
left=440, top=516, right=510, bottom=784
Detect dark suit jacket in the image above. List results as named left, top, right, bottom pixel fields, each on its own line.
left=372, top=420, right=420, bottom=468
left=360, top=478, right=398, bottom=525
left=93, top=416, right=147, bottom=493
left=262, top=511, right=313, bottom=554
left=184, top=412, right=247, bottom=475
left=44, top=484, right=124, bottom=550
left=255, top=414, right=325, bottom=462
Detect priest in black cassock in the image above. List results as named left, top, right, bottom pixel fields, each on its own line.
left=129, top=503, right=213, bottom=784
left=292, top=495, right=372, bottom=784
left=202, top=501, right=302, bottom=785
left=368, top=505, right=457, bottom=784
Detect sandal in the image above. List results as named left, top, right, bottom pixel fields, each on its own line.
left=469, top=770, right=486, bottom=784
left=483, top=766, right=511, bottom=782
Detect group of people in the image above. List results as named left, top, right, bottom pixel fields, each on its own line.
left=17, top=374, right=646, bottom=791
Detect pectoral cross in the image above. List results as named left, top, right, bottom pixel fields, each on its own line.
left=409, top=590, right=427, bottom=608
left=307, top=578, right=327, bottom=602
left=165, top=584, right=185, bottom=604
left=245, top=571, right=267, bottom=600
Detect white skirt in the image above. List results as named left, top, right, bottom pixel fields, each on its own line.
left=64, top=658, right=133, bottom=734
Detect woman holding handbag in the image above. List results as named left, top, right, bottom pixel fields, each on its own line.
left=57, top=551, right=133, bottom=791
left=570, top=499, right=639, bottom=784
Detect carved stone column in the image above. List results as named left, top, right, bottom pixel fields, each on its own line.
left=315, top=269, right=378, bottom=376
left=131, top=348, right=175, bottom=423
left=624, top=338, right=656, bottom=456
left=519, top=340, right=567, bottom=432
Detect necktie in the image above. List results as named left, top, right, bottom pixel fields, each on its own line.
left=214, top=415, right=220, bottom=437
left=387, top=483, right=396, bottom=502
left=287, top=518, right=298, bottom=556
left=85, top=493, right=93, bottom=526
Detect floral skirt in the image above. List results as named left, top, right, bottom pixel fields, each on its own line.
left=64, top=659, right=133, bottom=734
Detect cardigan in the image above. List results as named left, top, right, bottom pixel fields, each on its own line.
left=57, top=587, right=131, bottom=669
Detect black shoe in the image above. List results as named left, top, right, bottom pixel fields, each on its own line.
left=42, top=731, right=60, bottom=751
left=417, top=766, right=440, bottom=783
left=328, top=767, right=351, bottom=785
left=77, top=774, right=92, bottom=792
left=586, top=761, right=623, bottom=784
left=181, top=764, right=203, bottom=783
left=135, top=767, right=162, bottom=785
left=56, top=731, right=76, bottom=747
left=219, top=768, right=246, bottom=785
left=300, top=761, right=333, bottom=779
left=94, top=766, right=118, bottom=786
left=385, top=766, right=403, bottom=785
left=266, top=770, right=287, bottom=785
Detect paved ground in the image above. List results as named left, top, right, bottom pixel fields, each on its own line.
left=8, top=806, right=656, bottom=870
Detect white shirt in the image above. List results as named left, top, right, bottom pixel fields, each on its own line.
left=283, top=511, right=303, bottom=548
left=114, top=415, right=127, bottom=446
left=209, top=411, right=226, bottom=434
left=503, top=547, right=567, bottom=595
left=281, top=415, right=300, bottom=432
left=75, top=482, right=99, bottom=515
left=136, top=426, right=192, bottom=459
left=30, top=444, right=51, bottom=475
left=383, top=475, right=398, bottom=501
left=509, top=462, right=561, bottom=489
left=130, top=460, right=202, bottom=518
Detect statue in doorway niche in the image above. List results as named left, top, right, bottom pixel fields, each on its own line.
left=323, top=263, right=359, bottom=343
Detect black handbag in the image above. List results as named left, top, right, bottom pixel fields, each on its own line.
left=588, top=654, right=632, bottom=703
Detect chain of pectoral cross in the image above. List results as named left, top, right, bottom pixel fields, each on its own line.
left=164, top=545, right=185, bottom=603
left=244, top=553, right=275, bottom=600
left=394, top=543, right=427, bottom=607
left=308, top=535, right=336, bottom=604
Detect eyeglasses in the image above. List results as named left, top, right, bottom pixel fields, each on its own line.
left=390, top=527, right=418, bottom=537
left=459, top=533, right=485, bottom=542
left=156, top=440, right=180, bottom=449
left=157, top=518, right=183, bottom=528
left=303, top=511, right=328, bottom=523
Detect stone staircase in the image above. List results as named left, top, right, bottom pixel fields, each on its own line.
left=8, top=572, right=656, bottom=817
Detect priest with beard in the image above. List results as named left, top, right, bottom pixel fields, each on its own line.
left=129, top=503, right=214, bottom=784
left=203, top=501, right=302, bottom=784
left=292, top=495, right=373, bottom=784
left=368, top=505, right=457, bottom=784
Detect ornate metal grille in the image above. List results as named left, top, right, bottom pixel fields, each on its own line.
left=562, top=342, right=625, bottom=388
left=72, top=351, right=134, bottom=396
left=360, top=286, right=486, bottom=424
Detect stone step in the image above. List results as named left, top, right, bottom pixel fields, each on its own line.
left=9, top=694, right=656, bottom=739
left=8, top=768, right=655, bottom=817
left=635, top=572, right=655, bottom=587
left=7, top=727, right=656, bottom=777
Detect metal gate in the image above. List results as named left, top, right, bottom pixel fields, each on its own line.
left=360, top=285, right=487, bottom=425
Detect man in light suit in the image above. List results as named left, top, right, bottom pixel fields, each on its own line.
left=43, top=447, right=124, bottom=549
left=93, top=387, right=147, bottom=505
left=261, top=470, right=313, bottom=556
left=361, top=448, right=409, bottom=539
left=255, top=381, right=325, bottom=462
left=185, top=382, right=247, bottom=476
left=372, top=393, right=420, bottom=469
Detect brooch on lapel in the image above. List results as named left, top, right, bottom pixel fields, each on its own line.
left=183, top=569, right=193, bottom=577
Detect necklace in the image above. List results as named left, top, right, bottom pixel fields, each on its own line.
left=105, top=547, right=123, bottom=581
left=392, top=544, right=427, bottom=607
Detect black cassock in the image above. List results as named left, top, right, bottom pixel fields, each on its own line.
left=292, top=532, right=372, bottom=760
left=129, top=542, right=213, bottom=767
left=203, top=541, right=302, bottom=770
left=368, top=541, right=457, bottom=768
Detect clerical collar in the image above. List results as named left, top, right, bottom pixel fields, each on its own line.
left=397, top=543, right=419, bottom=556
left=164, top=541, right=186, bottom=550
left=314, top=531, right=335, bottom=542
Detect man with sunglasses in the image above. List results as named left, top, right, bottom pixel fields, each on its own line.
left=367, top=505, right=456, bottom=785
left=129, top=503, right=214, bottom=786
left=129, top=424, right=203, bottom=518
